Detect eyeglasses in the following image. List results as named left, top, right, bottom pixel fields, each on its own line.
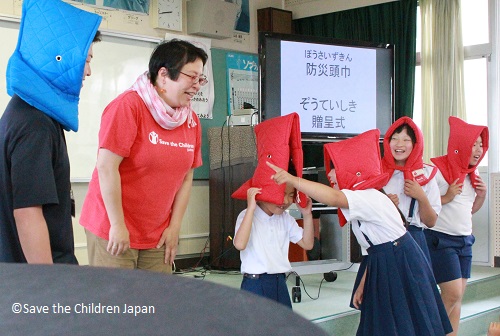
left=176, top=70, right=208, bottom=86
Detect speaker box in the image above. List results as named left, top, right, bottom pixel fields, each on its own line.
left=187, top=0, right=240, bottom=39
left=257, top=7, right=293, bottom=34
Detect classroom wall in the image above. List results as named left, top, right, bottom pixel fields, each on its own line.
left=0, top=0, right=284, bottom=53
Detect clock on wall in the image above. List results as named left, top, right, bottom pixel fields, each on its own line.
left=155, top=0, right=183, bottom=31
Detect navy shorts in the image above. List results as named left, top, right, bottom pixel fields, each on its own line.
left=424, top=230, right=475, bottom=284
left=240, top=273, right=292, bottom=309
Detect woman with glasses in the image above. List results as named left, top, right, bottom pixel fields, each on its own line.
left=80, top=39, right=208, bottom=273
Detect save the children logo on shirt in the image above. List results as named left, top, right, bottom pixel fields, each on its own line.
left=412, top=168, right=426, bottom=184
left=149, top=131, right=159, bottom=144
left=148, top=131, right=194, bottom=152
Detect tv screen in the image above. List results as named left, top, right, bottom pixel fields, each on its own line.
left=259, top=32, right=395, bottom=141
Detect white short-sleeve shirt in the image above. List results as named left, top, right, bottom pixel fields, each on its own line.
left=430, top=170, right=475, bottom=236
left=383, top=166, right=442, bottom=228
left=341, top=189, right=407, bottom=252
left=235, top=205, right=304, bottom=274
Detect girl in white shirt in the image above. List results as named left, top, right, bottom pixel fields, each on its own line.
left=268, top=129, right=451, bottom=336
left=426, top=116, right=489, bottom=336
left=382, top=116, right=441, bottom=262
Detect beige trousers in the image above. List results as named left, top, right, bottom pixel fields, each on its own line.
left=85, top=230, right=172, bottom=274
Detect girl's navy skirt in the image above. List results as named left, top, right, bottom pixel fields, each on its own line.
left=407, top=225, right=432, bottom=264
left=350, top=232, right=452, bottom=336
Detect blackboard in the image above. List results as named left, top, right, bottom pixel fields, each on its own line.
left=0, top=18, right=255, bottom=180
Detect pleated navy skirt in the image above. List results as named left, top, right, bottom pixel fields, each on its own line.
left=350, top=232, right=452, bottom=336
left=407, top=225, right=432, bottom=264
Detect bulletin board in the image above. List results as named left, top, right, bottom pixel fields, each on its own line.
left=0, top=18, right=257, bottom=180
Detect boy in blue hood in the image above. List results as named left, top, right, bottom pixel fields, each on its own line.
left=0, top=0, right=102, bottom=264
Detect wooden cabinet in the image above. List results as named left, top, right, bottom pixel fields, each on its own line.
left=209, top=163, right=254, bottom=269
left=207, top=126, right=256, bottom=270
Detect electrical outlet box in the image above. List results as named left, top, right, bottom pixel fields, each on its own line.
left=229, top=114, right=252, bottom=126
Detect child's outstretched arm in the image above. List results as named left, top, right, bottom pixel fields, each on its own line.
left=233, top=187, right=261, bottom=251
left=386, top=193, right=400, bottom=207
left=296, top=196, right=314, bottom=250
left=487, top=321, right=500, bottom=336
left=472, top=175, right=487, bottom=214
left=267, top=162, right=348, bottom=209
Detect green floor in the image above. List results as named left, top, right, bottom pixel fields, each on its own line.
left=178, top=265, right=500, bottom=336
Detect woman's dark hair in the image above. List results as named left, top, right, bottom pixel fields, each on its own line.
left=93, top=30, right=102, bottom=43
left=391, top=123, right=416, bottom=144
left=149, top=39, right=208, bottom=85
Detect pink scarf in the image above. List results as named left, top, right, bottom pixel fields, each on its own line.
left=130, top=71, right=196, bottom=130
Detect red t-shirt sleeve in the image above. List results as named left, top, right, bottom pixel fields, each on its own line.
left=98, top=91, right=141, bottom=158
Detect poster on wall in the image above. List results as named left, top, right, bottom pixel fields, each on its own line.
left=226, top=52, right=258, bottom=116
left=225, top=0, right=250, bottom=34
left=165, top=33, right=214, bottom=119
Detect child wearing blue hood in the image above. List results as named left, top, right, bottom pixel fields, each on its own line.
left=0, top=0, right=102, bottom=264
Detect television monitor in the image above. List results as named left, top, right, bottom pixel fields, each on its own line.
left=258, top=32, right=395, bottom=141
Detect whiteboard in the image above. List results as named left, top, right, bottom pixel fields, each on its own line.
left=0, top=19, right=160, bottom=181
left=67, top=33, right=159, bottom=181
left=0, top=20, right=19, bottom=121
